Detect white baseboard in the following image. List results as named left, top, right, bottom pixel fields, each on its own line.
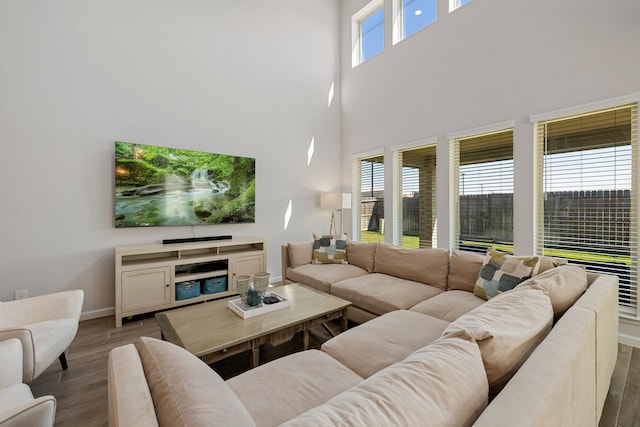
left=80, top=307, right=114, bottom=321
left=619, top=316, right=640, bottom=348
left=271, top=275, right=283, bottom=284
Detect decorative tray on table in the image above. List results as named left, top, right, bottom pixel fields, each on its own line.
left=227, top=291, right=290, bottom=319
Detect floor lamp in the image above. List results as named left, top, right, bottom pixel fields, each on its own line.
left=320, top=192, right=352, bottom=235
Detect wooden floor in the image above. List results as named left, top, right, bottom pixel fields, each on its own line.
left=29, top=315, right=640, bottom=427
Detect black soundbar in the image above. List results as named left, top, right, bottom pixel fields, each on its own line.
left=163, top=235, right=232, bottom=244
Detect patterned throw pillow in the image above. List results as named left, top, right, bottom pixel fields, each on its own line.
left=312, top=233, right=348, bottom=264
left=474, top=248, right=540, bottom=300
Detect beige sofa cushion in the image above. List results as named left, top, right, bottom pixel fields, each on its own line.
left=448, top=250, right=485, bottom=291
left=443, top=287, right=553, bottom=395
left=331, top=273, right=443, bottom=316
left=136, top=337, right=255, bottom=427
left=227, top=350, right=363, bottom=427
left=283, top=335, right=488, bottom=427
left=517, top=264, right=588, bottom=319
left=321, top=310, right=450, bottom=378
left=346, top=240, right=377, bottom=272
left=286, top=263, right=368, bottom=293
left=374, top=242, right=450, bottom=290
left=288, top=242, right=313, bottom=267
left=411, top=290, right=485, bottom=322
left=538, top=255, right=568, bottom=273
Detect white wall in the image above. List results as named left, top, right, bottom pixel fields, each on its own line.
left=339, top=0, right=640, bottom=250
left=0, top=0, right=341, bottom=316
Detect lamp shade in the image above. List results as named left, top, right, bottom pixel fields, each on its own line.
left=341, top=193, right=352, bottom=209
left=321, top=192, right=351, bottom=209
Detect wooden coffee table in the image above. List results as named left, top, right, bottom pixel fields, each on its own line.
left=155, top=283, right=351, bottom=368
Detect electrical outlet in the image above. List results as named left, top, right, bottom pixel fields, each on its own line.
left=15, top=289, right=28, bottom=300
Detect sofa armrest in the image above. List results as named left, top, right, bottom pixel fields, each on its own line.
left=281, top=245, right=291, bottom=284
left=108, top=344, right=159, bottom=427
left=473, top=306, right=597, bottom=427
left=576, top=273, right=619, bottom=420
left=0, top=330, right=35, bottom=385
left=0, top=395, right=56, bottom=427
left=0, top=339, right=23, bottom=389
left=0, top=290, right=84, bottom=324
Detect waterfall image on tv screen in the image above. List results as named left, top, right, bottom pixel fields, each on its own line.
left=115, top=141, right=255, bottom=227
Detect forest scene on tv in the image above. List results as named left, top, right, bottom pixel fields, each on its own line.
left=115, top=141, right=255, bottom=227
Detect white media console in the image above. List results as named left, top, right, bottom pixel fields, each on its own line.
left=114, top=236, right=266, bottom=327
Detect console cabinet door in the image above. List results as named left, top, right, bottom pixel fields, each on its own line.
left=121, top=267, right=171, bottom=312
left=229, top=255, right=265, bottom=291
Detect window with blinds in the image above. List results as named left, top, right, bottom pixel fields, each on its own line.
left=450, top=129, right=514, bottom=253
left=535, top=104, right=638, bottom=315
left=393, top=144, right=437, bottom=248
left=353, top=154, right=385, bottom=242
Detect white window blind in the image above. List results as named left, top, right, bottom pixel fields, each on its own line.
left=393, top=144, right=437, bottom=248
left=535, top=104, right=638, bottom=316
left=451, top=129, right=514, bottom=253
left=353, top=155, right=385, bottom=242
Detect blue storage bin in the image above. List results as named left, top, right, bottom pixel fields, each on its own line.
left=176, top=281, right=201, bottom=300
left=201, top=276, right=227, bottom=294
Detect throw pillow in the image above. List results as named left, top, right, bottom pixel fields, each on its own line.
left=345, top=240, right=377, bottom=272
left=312, top=233, right=348, bottom=264
left=474, top=248, right=540, bottom=300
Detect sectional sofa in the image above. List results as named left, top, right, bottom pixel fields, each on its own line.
left=282, top=240, right=567, bottom=323
left=108, top=240, right=618, bottom=426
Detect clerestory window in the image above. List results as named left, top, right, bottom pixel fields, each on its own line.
left=393, top=0, right=437, bottom=44
left=449, top=0, right=472, bottom=13
left=352, top=0, right=384, bottom=67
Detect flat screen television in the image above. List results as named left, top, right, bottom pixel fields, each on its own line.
left=115, top=141, right=255, bottom=227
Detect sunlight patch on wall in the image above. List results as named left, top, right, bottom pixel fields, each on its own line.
left=284, top=199, right=293, bottom=230
left=328, top=82, right=335, bottom=108
left=307, top=137, right=315, bottom=165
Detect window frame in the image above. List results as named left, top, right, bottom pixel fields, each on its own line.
left=352, top=0, right=385, bottom=68
left=352, top=151, right=386, bottom=242
left=449, top=0, right=471, bottom=13
left=448, top=121, right=515, bottom=252
left=391, top=138, right=438, bottom=248
left=532, top=99, right=639, bottom=317
left=393, top=0, right=438, bottom=45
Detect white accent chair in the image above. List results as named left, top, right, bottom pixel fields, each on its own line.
left=0, top=290, right=84, bottom=383
left=0, top=338, right=56, bottom=426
